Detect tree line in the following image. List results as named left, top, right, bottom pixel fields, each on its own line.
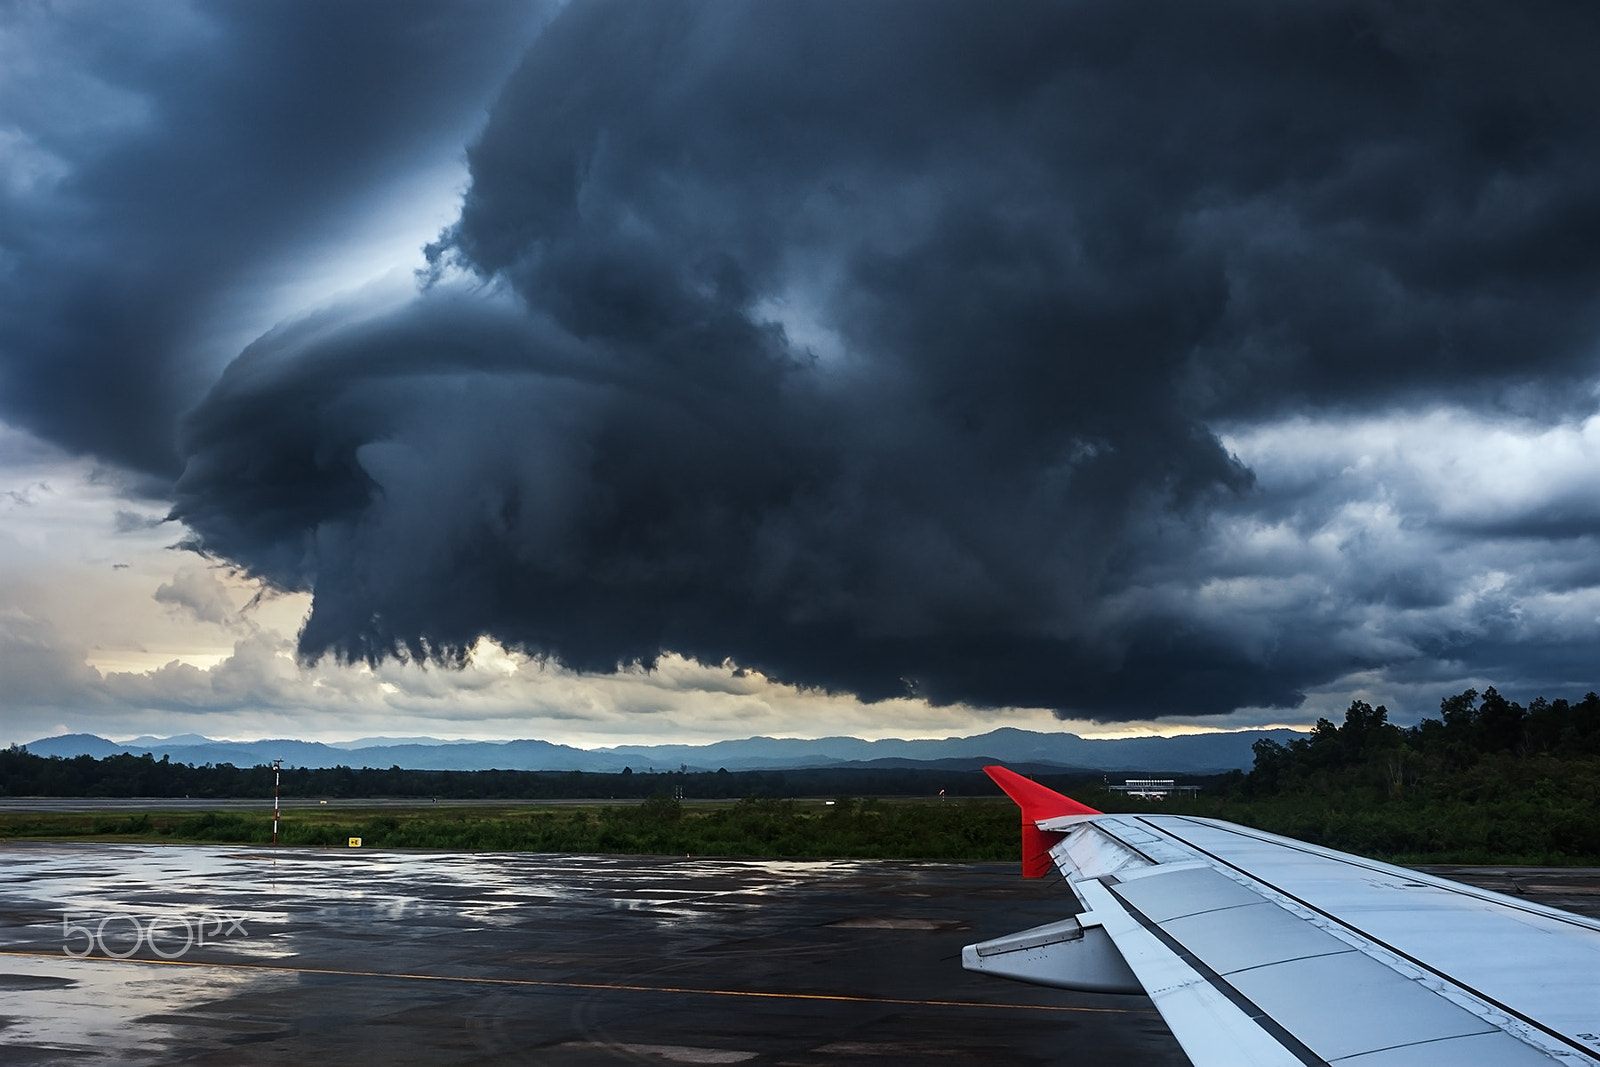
left=0, top=747, right=1102, bottom=801
left=1162, top=688, right=1600, bottom=862
left=10, top=685, right=1598, bottom=864
left=1239, top=687, right=1600, bottom=794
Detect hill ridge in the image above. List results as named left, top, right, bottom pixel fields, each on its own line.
left=21, top=726, right=1303, bottom=774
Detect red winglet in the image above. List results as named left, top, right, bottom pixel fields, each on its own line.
left=983, top=765, right=1101, bottom=820
left=983, top=765, right=1100, bottom=878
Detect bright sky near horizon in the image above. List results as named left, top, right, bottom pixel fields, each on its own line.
left=4, top=2, right=1600, bottom=748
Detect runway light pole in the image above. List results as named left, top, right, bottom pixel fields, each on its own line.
left=272, top=759, right=282, bottom=846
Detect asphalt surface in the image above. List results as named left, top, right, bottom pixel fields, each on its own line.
left=0, top=798, right=666, bottom=813
left=3, top=843, right=1595, bottom=1066
left=0, top=843, right=1184, bottom=1065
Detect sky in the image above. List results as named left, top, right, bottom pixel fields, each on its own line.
left=3, top=0, right=1600, bottom=748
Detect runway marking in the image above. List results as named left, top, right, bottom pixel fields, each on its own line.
left=0, top=948, right=1153, bottom=1016
left=555, top=1043, right=757, bottom=1064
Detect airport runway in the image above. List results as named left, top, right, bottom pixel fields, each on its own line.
left=0, top=843, right=1185, bottom=1065
left=0, top=797, right=660, bottom=813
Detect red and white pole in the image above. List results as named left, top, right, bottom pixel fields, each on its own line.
left=272, top=758, right=281, bottom=846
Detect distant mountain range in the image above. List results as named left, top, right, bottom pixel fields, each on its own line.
left=20, top=726, right=1304, bottom=775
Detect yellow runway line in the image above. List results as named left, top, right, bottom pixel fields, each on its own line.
left=0, top=948, right=1154, bottom=1016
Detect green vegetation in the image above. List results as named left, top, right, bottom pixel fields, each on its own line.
left=1155, top=688, right=1600, bottom=864
left=5, top=687, right=1597, bottom=864
left=0, top=748, right=1059, bottom=802
left=0, top=796, right=1023, bottom=861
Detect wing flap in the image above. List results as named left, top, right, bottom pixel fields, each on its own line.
left=1221, top=950, right=1504, bottom=1062
left=1335, top=1032, right=1574, bottom=1067
left=961, top=915, right=1142, bottom=994
left=965, top=767, right=1594, bottom=1066
left=1072, top=878, right=1308, bottom=1067
left=1143, top=815, right=1600, bottom=1062
left=1092, top=865, right=1566, bottom=1065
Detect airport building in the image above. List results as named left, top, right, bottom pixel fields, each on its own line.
left=1105, top=778, right=1200, bottom=800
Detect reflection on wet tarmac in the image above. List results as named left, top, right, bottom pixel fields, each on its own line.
left=0, top=843, right=1182, bottom=1065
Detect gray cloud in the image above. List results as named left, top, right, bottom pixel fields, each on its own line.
left=0, top=608, right=103, bottom=708
left=13, top=1, right=1600, bottom=721
left=0, top=0, right=545, bottom=477
left=153, top=566, right=242, bottom=629
left=113, top=509, right=166, bottom=534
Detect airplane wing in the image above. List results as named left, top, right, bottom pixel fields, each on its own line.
left=963, top=765, right=1600, bottom=1066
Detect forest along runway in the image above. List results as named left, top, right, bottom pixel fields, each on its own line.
left=0, top=843, right=1185, bottom=1065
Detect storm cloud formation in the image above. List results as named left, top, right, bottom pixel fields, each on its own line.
left=0, top=0, right=542, bottom=476
left=154, top=2, right=1600, bottom=716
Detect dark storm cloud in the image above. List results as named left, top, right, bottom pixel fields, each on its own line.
left=0, top=0, right=544, bottom=477
left=167, top=0, right=1600, bottom=717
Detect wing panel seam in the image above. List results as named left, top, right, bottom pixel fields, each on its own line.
left=1111, top=883, right=1330, bottom=1067
left=1325, top=1026, right=1505, bottom=1063
left=1078, top=822, right=1160, bottom=865
left=1158, top=898, right=1266, bottom=924
left=1148, top=815, right=1600, bottom=933
left=1139, top=815, right=1600, bottom=1063
left=1217, top=948, right=1355, bottom=978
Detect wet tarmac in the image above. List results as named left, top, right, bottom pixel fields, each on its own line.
left=0, top=798, right=662, bottom=814
left=0, top=843, right=1183, bottom=1065
left=4, top=843, right=1596, bottom=1065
